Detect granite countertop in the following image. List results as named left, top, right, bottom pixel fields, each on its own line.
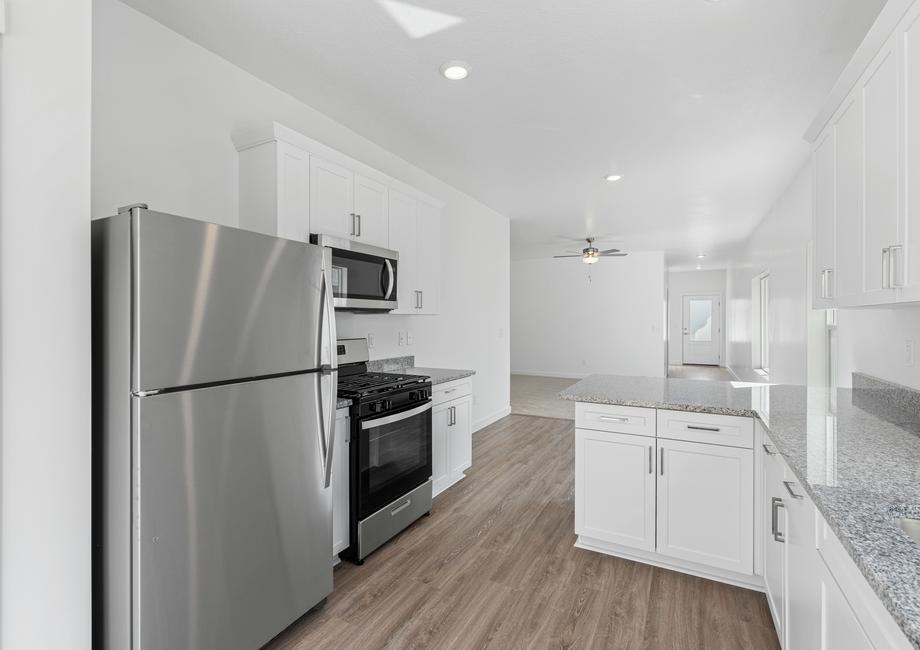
left=336, top=397, right=351, bottom=409
left=404, top=367, right=475, bottom=385
left=561, top=373, right=920, bottom=648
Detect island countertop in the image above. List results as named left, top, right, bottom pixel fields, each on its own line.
left=561, top=373, right=920, bottom=648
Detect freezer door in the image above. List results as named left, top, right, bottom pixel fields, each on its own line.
left=133, top=209, right=325, bottom=392
left=134, top=373, right=331, bottom=650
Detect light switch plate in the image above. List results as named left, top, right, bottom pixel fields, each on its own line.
left=398, top=331, right=406, bottom=346
left=407, top=331, right=414, bottom=345
left=367, top=333, right=375, bottom=349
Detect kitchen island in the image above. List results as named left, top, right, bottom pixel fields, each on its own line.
left=560, top=373, right=920, bottom=650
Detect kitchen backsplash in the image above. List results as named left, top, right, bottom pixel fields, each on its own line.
left=852, top=372, right=920, bottom=418
left=367, top=356, right=415, bottom=372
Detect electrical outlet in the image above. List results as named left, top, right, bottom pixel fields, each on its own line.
left=906, top=339, right=915, bottom=367
left=398, top=331, right=406, bottom=347
left=367, top=333, right=375, bottom=349
left=407, top=331, right=414, bottom=345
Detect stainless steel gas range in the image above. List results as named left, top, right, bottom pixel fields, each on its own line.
left=336, top=339, right=433, bottom=564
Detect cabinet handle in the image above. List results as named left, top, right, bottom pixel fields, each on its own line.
left=771, top=497, right=786, bottom=543
left=687, top=425, right=720, bottom=432
left=350, top=213, right=356, bottom=236
left=450, top=406, right=455, bottom=426
left=415, top=290, right=421, bottom=309
left=659, top=447, right=664, bottom=476
left=648, top=446, right=653, bottom=474
left=419, top=290, right=424, bottom=309
left=821, top=268, right=827, bottom=300
left=825, top=268, right=833, bottom=299
left=762, top=443, right=776, bottom=456
left=783, top=480, right=804, bottom=500
left=444, top=388, right=457, bottom=395
left=890, top=244, right=904, bottom=288
left=600, top=416, right=629, bottom=423
left=883, top=247, right=891, bottom=289
left=356, top=214, right=362, bottom=237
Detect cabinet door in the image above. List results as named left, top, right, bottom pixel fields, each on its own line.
left=431, top=402, right=450, bottom=496
left=901, top=6, right=920, bottom=301
left=276, top=141, right=310, bottom=242
left=835, top=96, right=864, bottom=304
left=818, top=559, right=874, bottom=650
left=309, top=156, right=354, bottom=239
left=447, top=396, right=472, bottom=478
left=331, top=411, right=350, bottom=556
left=785, top=478, right=820, bottom=650
left=388, top=189, right=418, bottom=314
left=862, top=40, right=901, bottom=302
left=354, top=174, right=389, bottom=247
left=656, top=439, right=753, bottom=574
left=416, top=201, right=441, bottom=315
left=575, top=428, right=656, bottom=551
left=813, top=131, right=836, bottom=308
left=763, top=448, right=786, bottom=643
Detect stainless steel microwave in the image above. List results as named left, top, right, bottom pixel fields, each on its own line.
left=310, top=234, right=398, bottom=312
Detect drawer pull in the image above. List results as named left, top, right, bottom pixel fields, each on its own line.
left=390, top=499, right=412, bottom=516
left=444, top=388, right=457, bottom=394
left=783, top=480, right=804, bottom=500
left=686, top=425, right=720, bottom=432
left=600, top=416, right=630, bottom=423
left=762, top=443, right=776, bottom=455
left=660, top=447, right=665, bottom=476
left=648, top=446, right=653, bottom=474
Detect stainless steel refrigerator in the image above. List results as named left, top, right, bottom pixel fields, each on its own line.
left=92, top=204, right=338, bottom=649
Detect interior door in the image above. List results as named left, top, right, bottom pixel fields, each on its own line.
left=656, top=438, right=753, bottom=574
left=681, top=294, right=721, bottom=365
left=575, top=428, right=656, bottom=551
left=310, top=156, right=354, bottom=240
left=353, top=174, right=389, bottom=247
left=135, top=372, right=331, bottom=650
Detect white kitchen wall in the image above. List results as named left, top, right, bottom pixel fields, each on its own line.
left=837, top=309, right=920, bottom=389
left=511, top=252, right=667, bottom=378
left=1, top=0, right=93, bottom=647
left=725, top=163, right=811, bottom=385
left=667, top=270, right=727, bottom=366
left=92, top=0, right=511, bottom=428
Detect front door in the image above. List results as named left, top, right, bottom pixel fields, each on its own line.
left=681, top=294, right=721, bottom=365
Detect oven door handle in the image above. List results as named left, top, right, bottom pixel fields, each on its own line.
left=361, top=401, right=432, bottom=430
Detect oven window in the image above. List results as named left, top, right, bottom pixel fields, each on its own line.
left=358, top=408, right=432, bottom=518
left=331, top=249, right=396, bottom=301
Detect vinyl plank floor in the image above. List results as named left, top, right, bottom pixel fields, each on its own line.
left=268, top=414, right=779, bottom=650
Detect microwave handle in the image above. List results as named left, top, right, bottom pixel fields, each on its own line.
left=383, top=259, right=395, bottom=300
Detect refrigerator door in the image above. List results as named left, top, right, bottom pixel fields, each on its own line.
left=132, top=209, right=325, bottom=392
left=134, top=373, right=331, bottom=650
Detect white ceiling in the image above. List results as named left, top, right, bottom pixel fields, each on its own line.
left=120, top=0, right=884, bottom=268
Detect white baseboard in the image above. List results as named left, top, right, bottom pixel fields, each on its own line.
left=511, top=369, right=588, bottom=379
left=574, top=536, right=765, bottom=592
left=473, top=406, right=511, bottom=432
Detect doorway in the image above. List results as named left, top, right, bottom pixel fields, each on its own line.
left=681, top=294, right=721, bottom=365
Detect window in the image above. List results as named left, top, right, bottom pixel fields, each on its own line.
left=751, top=272, right=770, bottom=377
left=759, top=274, right=770, bottom=375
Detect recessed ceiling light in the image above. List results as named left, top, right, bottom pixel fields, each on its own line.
left=605, top=174, right=623, bottom=182
left=697, top=253, right=706, bottom=259
left=440, top=61, right=470, bottom=80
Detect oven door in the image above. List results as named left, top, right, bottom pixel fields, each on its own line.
left=357, top=401, right=432, bottom=520
left=315, top=236, right=398, bottom=311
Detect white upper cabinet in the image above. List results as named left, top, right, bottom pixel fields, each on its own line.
left=813, top=131, right=836, bottom=308
left=233, top=122, right=442, bottom=313
left=309, top=156, right=354, bottom=241
left=809, top=2, right=920, bottom=308
left=353, top=174, right=389, bottom=247
left=861, top=40, right=901, bottom=303
left=387, top=190, right=441, bottom=314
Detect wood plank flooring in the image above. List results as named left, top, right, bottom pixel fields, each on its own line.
left=269, top=415, right=779, bottom=650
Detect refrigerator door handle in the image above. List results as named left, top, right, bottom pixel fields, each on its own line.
left=320, top=249, right=339, bottom=488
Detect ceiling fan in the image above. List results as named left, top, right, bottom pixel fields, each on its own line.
left=553, top=237, right=628, bottom=264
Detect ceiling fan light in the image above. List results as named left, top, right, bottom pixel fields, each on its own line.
left=583, top=255, right=599, bottom=264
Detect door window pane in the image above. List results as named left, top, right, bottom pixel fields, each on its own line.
left=688, top=299, right=713, bottom=342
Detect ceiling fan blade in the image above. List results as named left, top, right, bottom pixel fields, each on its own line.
left=599, top=252, right=628, bottom=257
left=553, top=254, right=584, bottom=258
left=598, top=248, right=621, bottom=254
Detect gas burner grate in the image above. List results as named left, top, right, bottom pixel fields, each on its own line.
left=338, top=372, right=426, bottom=397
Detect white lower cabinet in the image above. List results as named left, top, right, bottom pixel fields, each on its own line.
left=763, top=445, right=788, bottom=642
left=431, top=379, right=473, bottom=497
left=656, top=438, right=753, bottom=574
left=574, top=428, right=656, bottom=551
left=331, top=408, right=350, bottom=558
left=818, top=558, right=873, bottom=650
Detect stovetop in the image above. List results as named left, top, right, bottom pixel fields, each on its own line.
left=337, top=371, right=429, bottom=399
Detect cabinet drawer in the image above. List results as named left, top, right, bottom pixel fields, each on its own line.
left=433, top=378, right=472, bottom=405
left=657, top=409, right=753, bottom=448
left=575, top=403, right=655, bottom=437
